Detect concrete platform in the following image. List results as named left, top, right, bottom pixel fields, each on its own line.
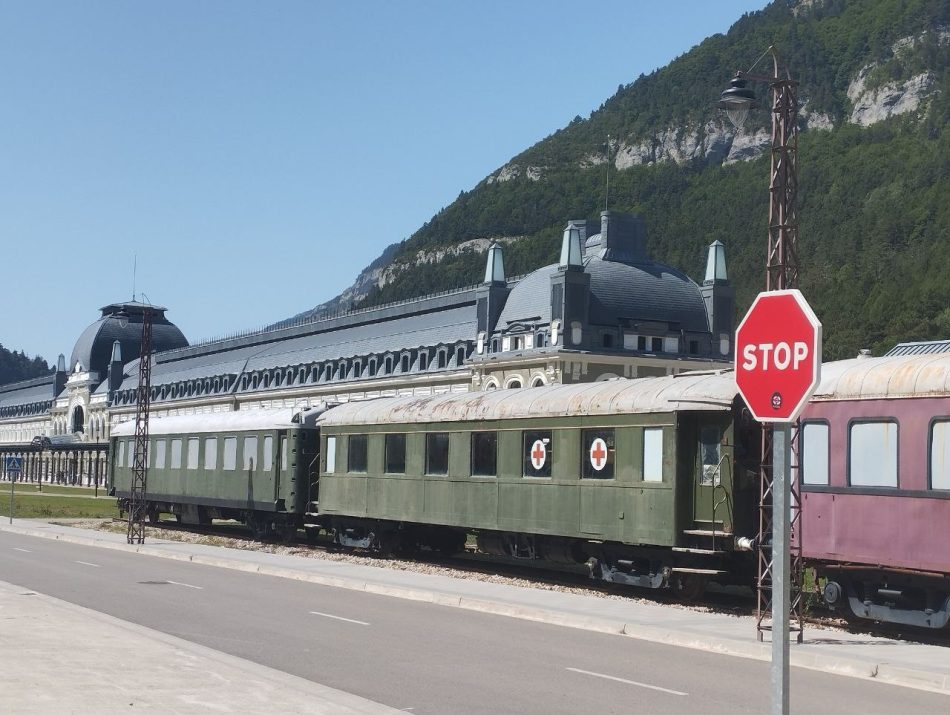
left=2, top=518, right=949, bottom=701
left=0, top=578, right=402, bottom=714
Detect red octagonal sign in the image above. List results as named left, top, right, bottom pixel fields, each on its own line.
left=735, top=289, right=822, bottom=423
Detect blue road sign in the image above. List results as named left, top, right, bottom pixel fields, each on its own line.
left=4, top=456, right=23, bottom=473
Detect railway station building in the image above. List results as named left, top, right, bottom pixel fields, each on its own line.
left=0, top=211, right=734, bottom=479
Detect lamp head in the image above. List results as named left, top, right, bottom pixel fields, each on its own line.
left=717, top=74, right=758, bottom=130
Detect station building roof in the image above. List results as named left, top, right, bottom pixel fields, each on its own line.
left=0, top=375, right=57, bottom=413
left=71, top=302, right=188, bottom=376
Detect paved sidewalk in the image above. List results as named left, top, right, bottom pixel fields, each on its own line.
left=0, top=577, right=401, bottom=714
left=2, top=518, right=949, bottom=698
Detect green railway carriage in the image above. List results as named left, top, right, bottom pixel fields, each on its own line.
left=315, top=371, right=760, bottom=594
left=110, top=408, right=322, bottom=540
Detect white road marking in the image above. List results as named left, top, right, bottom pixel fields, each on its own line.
left=12, top=548, right=31, bottom=553
left=566, top=667, right=687, bottom=696
left=309, top=610, right=370, bottom=626
left=74, top=560, right=101, bottom=568
left=167, top=580, right=203, bottom=590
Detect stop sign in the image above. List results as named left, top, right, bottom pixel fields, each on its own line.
left=735, top=289, right=822, bottom=423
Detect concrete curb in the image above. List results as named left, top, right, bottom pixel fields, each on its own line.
left=3, top=521, right=949, bottom=696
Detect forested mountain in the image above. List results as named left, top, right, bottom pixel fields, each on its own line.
left=298, top=0, right=950, bottom=360
left=0, top=345, right=50, bottom=386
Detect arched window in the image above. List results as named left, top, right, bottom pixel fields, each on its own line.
left=505, top=377, right=522, bottom=389
left=531, top=376, right=546, bottom=388
left=456, top=346, right=466, bottom=365
left=419, top=353, right=428, bottom=371
left=368, top=358, right=377, bottom=377
left=384, top=356, right=393, bottom=374
left=71, top=406, right=85, bottom=433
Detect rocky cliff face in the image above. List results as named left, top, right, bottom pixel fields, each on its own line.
left=297, top=26, right=945, bottom=321
left=292, top=237, right=521, bottom=320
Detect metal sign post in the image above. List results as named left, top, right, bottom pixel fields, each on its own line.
left=735, top=289, right=821, bottom=715
left=771, top=426, right=791, bottom=715
left=5, top=456, right=23, bottom=524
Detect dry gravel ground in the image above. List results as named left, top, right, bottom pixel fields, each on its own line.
left=63, top=518, right=735, bottom=613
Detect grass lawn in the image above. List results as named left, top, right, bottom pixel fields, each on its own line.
left=0, top=492, right=119, bottom=520
left=4, top=483, right=104, bottom=497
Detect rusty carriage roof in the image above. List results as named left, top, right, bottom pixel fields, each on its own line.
left=317, top=370, right=740, bottom=427
left=812, top=353, right=950, bottom=401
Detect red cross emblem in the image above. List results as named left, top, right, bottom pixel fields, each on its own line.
left=530, top=440, right=547, bottom=470
left=589, top=438, right=608, bottom=471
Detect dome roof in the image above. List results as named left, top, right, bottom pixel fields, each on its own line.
left=70, top=302, right=188, bottom=376
left=496, top=253, right=709, bottom=333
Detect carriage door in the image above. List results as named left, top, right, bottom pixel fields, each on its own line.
left=692, top=422, right=727, bottom=531
left=275, top=431, right=288, bottom=506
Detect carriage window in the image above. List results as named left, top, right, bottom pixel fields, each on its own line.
left=849, top=421, right=898, bottom=487
left=154, top=440, right=166, bottom=469
left=801, top=422, right=829, bottom=486
left=126, top=440, right=135, bottom=468
left=244, top=436, right=258, bottom=471
left=348, top=434, right=368, bottom=473
left=643, top=428, right=663, bottom=482
left=171, top=439, right=183, bottom=469
left=204, top=438, right=217, bottom=470
left=117, top=441, right=125, bottom=468
left=223, top=437, right=237, bottom=470
left=700, top=426, right=721, bottom=486
left=426, top=433, right=450, bottom=475
left=385, top=434, right=406, bottom=474
left=931, top=420, right=950, bottom=490
left=325, top=436, right=336, bottom=473
left=263, top=436, right=274, bottom=471
left=582, top=429, right=615, bottom=479
left=523, top=430, right=552, bottom=478
left=187, top=438, right=199, bottom=470
left=281, top=436, right=288, bottom=471
left=471, top=432, right=497, bottom=477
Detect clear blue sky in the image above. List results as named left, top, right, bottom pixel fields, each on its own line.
left=0, top=0, right=766, bottom=366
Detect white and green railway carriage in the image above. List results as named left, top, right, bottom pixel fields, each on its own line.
left=110, top=407, right=322, bottom=539
left=315, top=371, right=761, bottom=593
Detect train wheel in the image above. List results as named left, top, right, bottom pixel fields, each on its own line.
left=671, top=573, right=706, bottom=601
left=146, top=505, right=160, bottom=524
left=247, top=513, right=270, bottom=541
left=278, top=523, right=296, bottom=544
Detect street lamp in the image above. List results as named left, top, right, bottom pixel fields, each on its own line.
left=717, top=46, right=800, bottom=292
left=718, top=46, right=802, bottom=715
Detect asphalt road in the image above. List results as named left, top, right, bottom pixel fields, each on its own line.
left=1, top=530, right=947, bottom=715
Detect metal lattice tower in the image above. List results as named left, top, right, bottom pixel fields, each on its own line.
left=126, top=307, right=154, bottom=544
left=756, top=71, right=804, bottom=644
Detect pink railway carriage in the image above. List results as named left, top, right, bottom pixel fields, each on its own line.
left=798, top=352, right=950, bottom=629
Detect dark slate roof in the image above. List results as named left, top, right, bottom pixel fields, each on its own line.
left=241, top=305, right=475, bottom=372
left=106, top=305, right=477, bottom=395
left=585, top=254, right=708, bottom=332
left=496, top=265, right=559, bottom=327
left=496, top=255, right=708, bottom=333
left=71, top=302, right=188, bottom=376
left=884, top=339, right=950, bottom=356
left=0, top=375, right=56, bottom=410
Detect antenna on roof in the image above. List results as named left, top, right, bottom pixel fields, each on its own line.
left=132, top=253, right=137, bottom=301
left=604, top=134, right=611, bottom=212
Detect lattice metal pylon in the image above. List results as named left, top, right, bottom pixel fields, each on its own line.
left=127, top=307, right=154, bottom=544
left=753, top=64, right=805, bottom=643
